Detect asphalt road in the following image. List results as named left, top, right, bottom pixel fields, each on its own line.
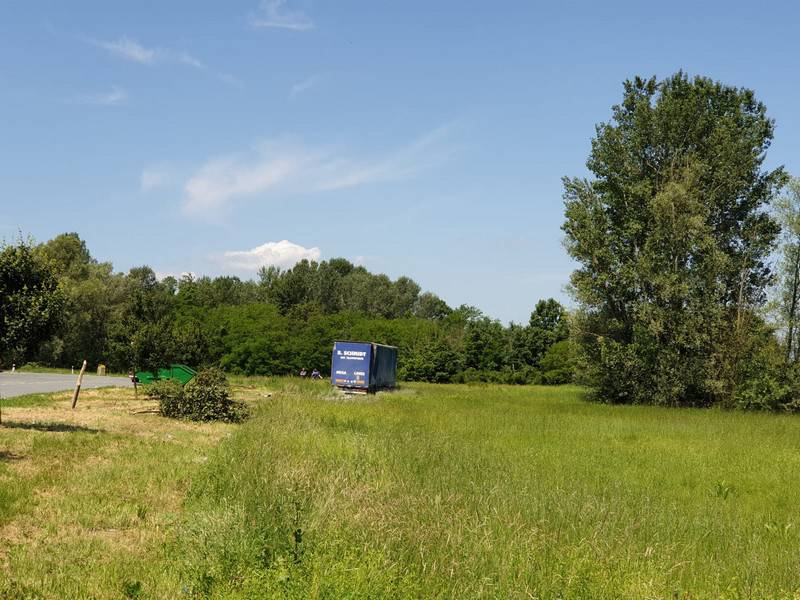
left=0, top=372, right=132, bottom=399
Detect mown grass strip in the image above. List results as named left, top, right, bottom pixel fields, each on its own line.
left=1, top=392, right=62, bottom=409
left=0, top=387, right=234, bottom=599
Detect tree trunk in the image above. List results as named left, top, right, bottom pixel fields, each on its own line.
left=787, top=242, right=800, bottom=362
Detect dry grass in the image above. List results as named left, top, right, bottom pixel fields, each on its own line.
left=0, top=386, right=239, bottom=598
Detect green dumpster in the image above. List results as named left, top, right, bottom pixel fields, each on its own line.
left=134, top=364, right=197, bottom=386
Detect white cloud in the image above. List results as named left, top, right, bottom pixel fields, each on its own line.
left=316, top=125, right=453, bottom=191
left=85, top=35, right=242, bottom=87
left=141, top=164, right=175, bottom=191
left=290, top=74, right=322, bottom=97
left=76, top=85, right=128, bottom=106
left=183, top=146, right=313, bottom=215
left=250, top=0, right=314, bottom=31
left=87, top=36, right=236, bottom=81
left=84, top=36, right=208, bottom=70
left=181, top=125, right=454, bottom=217
left=92, top=36, right=158, bottom=64
left=221, top=240, right=321, bottom=271
left=217, top=72, right=244, bottom=88
left=176, top=52, right=205, bottom=69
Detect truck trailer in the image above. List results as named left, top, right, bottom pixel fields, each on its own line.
left=330, top=341, right=397, bottom=393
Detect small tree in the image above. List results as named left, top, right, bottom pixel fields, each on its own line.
left=130, top=321, right=174, bottom=377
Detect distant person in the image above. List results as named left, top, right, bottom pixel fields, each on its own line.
left=311, top=368, right=322, bottom=380
left=299, top=368, right=307, bottom=378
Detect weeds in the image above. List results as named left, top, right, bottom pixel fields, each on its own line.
left=711, top=480, right=733, bottom=500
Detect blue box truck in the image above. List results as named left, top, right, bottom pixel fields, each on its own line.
left=331, top=341, right=397, bottom=393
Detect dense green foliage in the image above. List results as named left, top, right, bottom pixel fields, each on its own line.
left=7, top=233, right=572, bottom=384
left=147, top=378, right=185, bottom=417
left=564, top=72, right=789, bottom=407
left=0, top=239, right=64, bottom=366
left=148, top=368, right=245, bottom=422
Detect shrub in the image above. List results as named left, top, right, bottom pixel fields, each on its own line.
left=147, top=379, right=185, bottom=418
left=504, top=365, right=542, bottom=385
left=147, top=368, right=247, bottom=422
left=733, top=339, right=796, bottom=412
left=184, top=368, right=245, bottom=422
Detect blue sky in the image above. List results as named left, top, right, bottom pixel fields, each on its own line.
left=1, top=1, right=798, bottom=323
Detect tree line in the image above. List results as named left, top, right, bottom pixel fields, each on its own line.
left=6, top=71, right=800, bottom=410
left=0, top=234, right=573, bottom=384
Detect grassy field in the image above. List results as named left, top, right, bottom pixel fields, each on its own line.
left=2, top=380, right=800, bottom=598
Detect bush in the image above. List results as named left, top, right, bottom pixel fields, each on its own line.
left=504, top=365, right=542, bottom=385
left=733, top=338, right=796, bottom=412
left=184, top=368, right=246, bottom=422
left=147, top=368, right=247, bottom=422
left=147, top=379, right=185, bottom=417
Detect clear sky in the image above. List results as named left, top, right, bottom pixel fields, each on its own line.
left=1, top=1, right=798, bottom=323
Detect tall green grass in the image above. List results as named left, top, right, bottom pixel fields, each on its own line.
left=168, top=381, right=800, bottom=598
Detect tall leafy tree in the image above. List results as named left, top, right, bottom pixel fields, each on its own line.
left=35, top=233, right=126, bottom=367
left=36, top=232, right=94, bottom=279
left=0, top=239, right=64, bottom=365
left=390, top=276, right=421, bottom=318
left=414, top=292, right=452, bottom=320
left=528, top=299, right=569, bottom=362
left=563, top=73, right=787, bottom=406
left=463, top=317, right=507, bottom=372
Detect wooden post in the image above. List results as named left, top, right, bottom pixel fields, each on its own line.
left=129, top=372, right=139, bottom=399
left=71, top=359, right=87, bottom=409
